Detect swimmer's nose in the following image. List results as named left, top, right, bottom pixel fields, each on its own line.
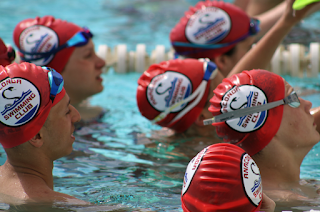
left=95, top=52, right=106, bottom=69
left=71, top=105, right=81, bottom=122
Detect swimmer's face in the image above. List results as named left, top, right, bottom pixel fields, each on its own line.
left=41, top=93, right=81, bottom=160
left=62, top=39, right=106, bottom=104
left=276, top=80, right=320, bottom=149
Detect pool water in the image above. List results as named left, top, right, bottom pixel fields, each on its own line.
left=2, top=0, right=320, bottom=211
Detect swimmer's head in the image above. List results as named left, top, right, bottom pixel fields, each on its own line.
left=136, top=58, right=217, bottom=133
left=0, top=38, right=15, bottom=66
left=13, top=16, right=91, bottom=73
left=0, top=62, right=65, bottom=148
left=208, top=69, right=285, bottom=155
left=181, top=143, right=262, bottom=212
left=170, top=1, right=259, bottom=59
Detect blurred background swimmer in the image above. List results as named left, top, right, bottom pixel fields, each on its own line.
left=0, top=62, right=86, bottom=204
left=181, top=143, right=275, bottom=212
left=207, top=69, right=320, bottom=206
left=0, top=38, right=15, bottom=66
left=170, top=0, right=320, bottom=78
left=13, top=16, right=106, bottom=124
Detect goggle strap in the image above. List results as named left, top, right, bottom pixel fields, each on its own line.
left=203, top=99, right=284, bottom=125
left=151, top=80, right=207, bottom=124
left=151, top=81, right=204, bottom=124
left=203, top=61, right=217, bottom=81
left=169, top=81, right=207, bottom=125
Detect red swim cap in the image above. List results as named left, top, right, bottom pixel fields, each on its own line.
left=182, top=143, right=262, bottom=212
left=0, top=62, right=65, bottom=148
left=0, top=38, right=15, bottom=66
left=170, top=1, right=253, bottom=59
left=136, top=58, right=216, bottom=133
left=13, top=16, right=83, bottom=73
left=208, top=70, right=285, bottom=155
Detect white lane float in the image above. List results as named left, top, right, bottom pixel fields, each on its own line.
left=12, top=43, right=320, bottom=77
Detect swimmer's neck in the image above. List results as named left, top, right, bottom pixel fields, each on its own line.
left=253, top=139, right=311, bottom=190
left=2, top=152, right=54, bottom=189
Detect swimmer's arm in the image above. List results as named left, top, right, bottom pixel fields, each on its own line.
left=233, top=0, right=251, bottom=11
left=255, top=1, right=286, bottom=38
left=227, top=0, right=320, bottom=78
left=256, top=0, right=320, bottom=39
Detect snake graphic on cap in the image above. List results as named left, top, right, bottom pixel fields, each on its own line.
left=208, top=69, right=285, bottom=155
left=170, top=1, right=259, bottom=59
left=13, top=16, right=89, bottom=73
left=0, top=62, right=65, bottom=148
left=182, top=143, right=263, bottom=212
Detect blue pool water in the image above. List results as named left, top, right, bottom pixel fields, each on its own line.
left=2, top=0, right=320, bottom=211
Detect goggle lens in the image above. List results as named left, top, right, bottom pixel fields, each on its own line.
left=43, top=67, right=64, bottom=103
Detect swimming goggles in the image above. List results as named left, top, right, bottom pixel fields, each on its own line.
left=203, top=91, right=300, bottom=125
left=42, top=67, right=64, bottom=103
left=0, top=46, right=16, bottom=61
left=172, top=18, right=260, bottom=50
left=20, top=27, right=93, bottom=59
left=152, top=59, right=217, bottom=124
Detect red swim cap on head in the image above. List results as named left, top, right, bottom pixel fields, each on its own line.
left=0, top=38, right=15, bottom=66
left=13, top=15, right=83, bottom=73
left=136, top=58, right=215, bottom=133
left=170, top=1, right=252, bottom=59
left=182, top=143, right=262, bottom=212
left=0, top=62, right=65, bottom=148
left=209, top=69, right=285, bottom=155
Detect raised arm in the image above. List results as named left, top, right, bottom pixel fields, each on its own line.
left=227, top=0, right=320, bottom=78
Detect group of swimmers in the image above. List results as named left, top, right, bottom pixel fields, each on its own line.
left=0, top=0, right=319, bottom=211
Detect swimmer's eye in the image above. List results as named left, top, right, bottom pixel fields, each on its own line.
left=66, top=108, right=71, bottom=115
left=84, top=50, right=94, bottom=59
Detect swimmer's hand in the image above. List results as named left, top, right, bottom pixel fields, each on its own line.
left=259, top=193, right=276, bottom=212
left=283, top=0, right=320, bottom=24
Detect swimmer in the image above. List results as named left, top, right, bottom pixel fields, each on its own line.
left=0, top=62, right=86, bottom=204
left=207, top=69, right=320, bottom=205
left=181, top=143, right=275, bottom=212
left=170, top=0, right=320, bottom=77
left=13, top=16, right=106, bottom=123
left=0, top=38, right=15, bottom=66
left=136, top=0, right=319, bottom=151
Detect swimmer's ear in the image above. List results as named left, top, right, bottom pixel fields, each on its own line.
left=194, top=114, right=205, bottom=127
left=213, top=55, right=233, bottom=77
left=29, top=133, right=44, bottom=148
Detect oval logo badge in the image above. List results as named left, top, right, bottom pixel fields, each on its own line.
left=147, top=71, right=192, bottom=112
left=182, top=147, right=208, bottom=195
left=186, top=7, right=231, bottom=44
left=19, top=25, right=59, bottom=66
left=0, top=78, right=41, bottom=127
left=241, top=153, right=262, bottom=206
left=220, top=85, right=268, bottom=132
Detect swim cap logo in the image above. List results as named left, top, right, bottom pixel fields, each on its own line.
left=147, top=71, right=192, bottom=112
left=241, top=153, right=262, bottom=206
left=221, top=85, right=267, bottom=132
left=182, top=147, right=208, bottom=195
left=186, top=7, right=231, bottom=44
left=19, top=25, right=58, bottom=66
left=0, top=78, right=40, bottom=127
